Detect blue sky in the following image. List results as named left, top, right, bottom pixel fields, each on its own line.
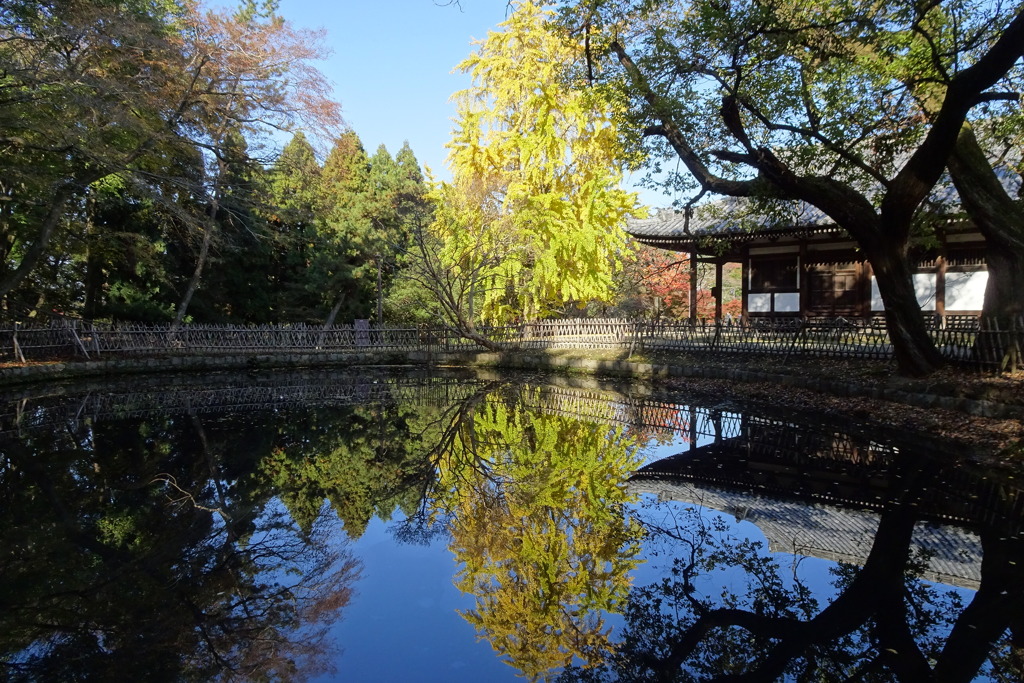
left=275, top=1, right=663, bottom=205
left=277, top=0, right=511, bottom=179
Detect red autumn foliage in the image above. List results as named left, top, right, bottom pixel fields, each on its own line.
left=629, top=245, right=742, bottom=320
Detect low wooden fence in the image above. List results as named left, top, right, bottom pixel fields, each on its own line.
left=1, top=315, right=1021, bottom=372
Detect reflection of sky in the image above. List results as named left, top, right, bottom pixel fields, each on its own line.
left=629, top=495, right=844, bottom=609
left=319, top=516, right=519, bottom=683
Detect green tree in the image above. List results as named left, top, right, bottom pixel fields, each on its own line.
left=394, top=141, right=433, bottom=229
left=80, top=175, right=179, bottom=322
left=0, top=0, right=342, bottom=318
left=314, top=130, right=377, bottom=325
left=559, top=0, right=1024, bottom=376
left=854, top=0, right=1024, bottom=329
left=383, top=142, right=437, bottom=323
left=261, top=131, right=325, bottom=320
left=426, top=0, right=643, bottom=336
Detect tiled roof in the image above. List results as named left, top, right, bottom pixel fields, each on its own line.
left=626, top=198, right=841, bottom=243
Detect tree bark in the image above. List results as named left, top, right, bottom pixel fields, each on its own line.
left=867, top=248, right=945, bottom=376
left=948, top=125, right=1024, bottom=324
left=173, top=212, right=215, bottom=328
left=0, top=179, right=90, bottom=303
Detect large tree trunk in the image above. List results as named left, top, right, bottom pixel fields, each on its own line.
left=867, top=248, right=945, bottom=377
left=981, top=242, right=1024, bottom=323
left=947, top=126, right=1024, bottom=369
left=948, top=126, right=1024, bottom=324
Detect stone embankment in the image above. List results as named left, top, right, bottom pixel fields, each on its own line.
left=0, top=349, right=1021, bottom=421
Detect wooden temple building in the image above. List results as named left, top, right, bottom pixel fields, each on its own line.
left=626, top=203, right=989, bottom=320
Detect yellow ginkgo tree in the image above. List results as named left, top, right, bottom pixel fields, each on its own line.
left=431, top=0, right=644, bottom=330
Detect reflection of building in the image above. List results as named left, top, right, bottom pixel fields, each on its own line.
left=629, top=407, right=1024, bottom=591
left=627, top=204, right=987, bottom=319
left=630, top=478, right=983, bottom=590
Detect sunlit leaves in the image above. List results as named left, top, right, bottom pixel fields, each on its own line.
left=434, top=387, right=645, bottom=679
left=439, top=0, right=644, bottom=324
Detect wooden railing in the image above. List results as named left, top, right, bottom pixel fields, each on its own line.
left=1, top=315, right=1021, bottom=372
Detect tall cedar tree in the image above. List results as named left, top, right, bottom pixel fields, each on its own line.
left=317, top=130, right=375, bottom=326
left=262, top=131, right=325, bottom=321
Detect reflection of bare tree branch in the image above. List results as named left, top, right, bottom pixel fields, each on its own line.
left=396, top=380, right=508, bottom=538
left=151, top=473, right=229, bottom=523
left=189, top=412, right=237, bottom=541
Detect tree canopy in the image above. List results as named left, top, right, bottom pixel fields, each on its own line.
left=408, top=0, right=643, bottom=336
left=556, top=0, right=1024, bottom=375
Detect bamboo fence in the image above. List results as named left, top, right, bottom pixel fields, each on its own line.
left=1, top=314, right=1021, bottom=372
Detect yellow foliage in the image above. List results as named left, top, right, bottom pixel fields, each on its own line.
left=437, top=0, right=644, bottom=324
left=433, top=387, right=644, bottom=679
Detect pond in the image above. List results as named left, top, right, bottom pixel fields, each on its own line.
left=1, top=367, right=1021, bottom=681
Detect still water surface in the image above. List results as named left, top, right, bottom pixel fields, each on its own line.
left=1, top=368, right=1021, bottom=681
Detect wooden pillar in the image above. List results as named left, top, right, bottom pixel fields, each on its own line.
left=689, top=247, right=698, bottom=322
left=936, top=253, right=947, bottom=318
left=858, top=259, right=873, bottom=319
left=741, top=247, right=750, bottom=320
left=714, top=259, right=724, bottom=320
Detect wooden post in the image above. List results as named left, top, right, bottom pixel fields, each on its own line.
left=12, top=322, right=25, bottom=364
left=689, top=248, right=698, bottom=323
left=799, top=243, right=809, bottom=317
left=69, top=324, right=89, bottom=359
left=741, top=247, right=750, bottom=321
left=90, top=322, right=101, bottom=357
left=714, top=259, right=723, bottom=320
left=936, top=253, right=947, bottom=319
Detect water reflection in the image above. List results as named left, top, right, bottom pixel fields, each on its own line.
left=0, top=407, right=360, bottom=681
left=434, top=386, right=644, bottom=678
left=1, top=369, right=1021, bottom=681
left=560, top=405, right=1024, bottom=682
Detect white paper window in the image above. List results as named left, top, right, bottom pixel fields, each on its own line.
left=774, top=293, right=800, bottom=312
left=946, top=271, right=988, bottom=311
left=870, top=278, right=884, bottom=311
left=748, top=293, right=771, bottom=312
left=913, top=273, right=937, bottom=311
left=870, top=275, right=936, bottom=311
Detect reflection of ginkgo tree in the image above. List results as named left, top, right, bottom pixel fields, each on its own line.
left=435, top=389, right=645, bottom=680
